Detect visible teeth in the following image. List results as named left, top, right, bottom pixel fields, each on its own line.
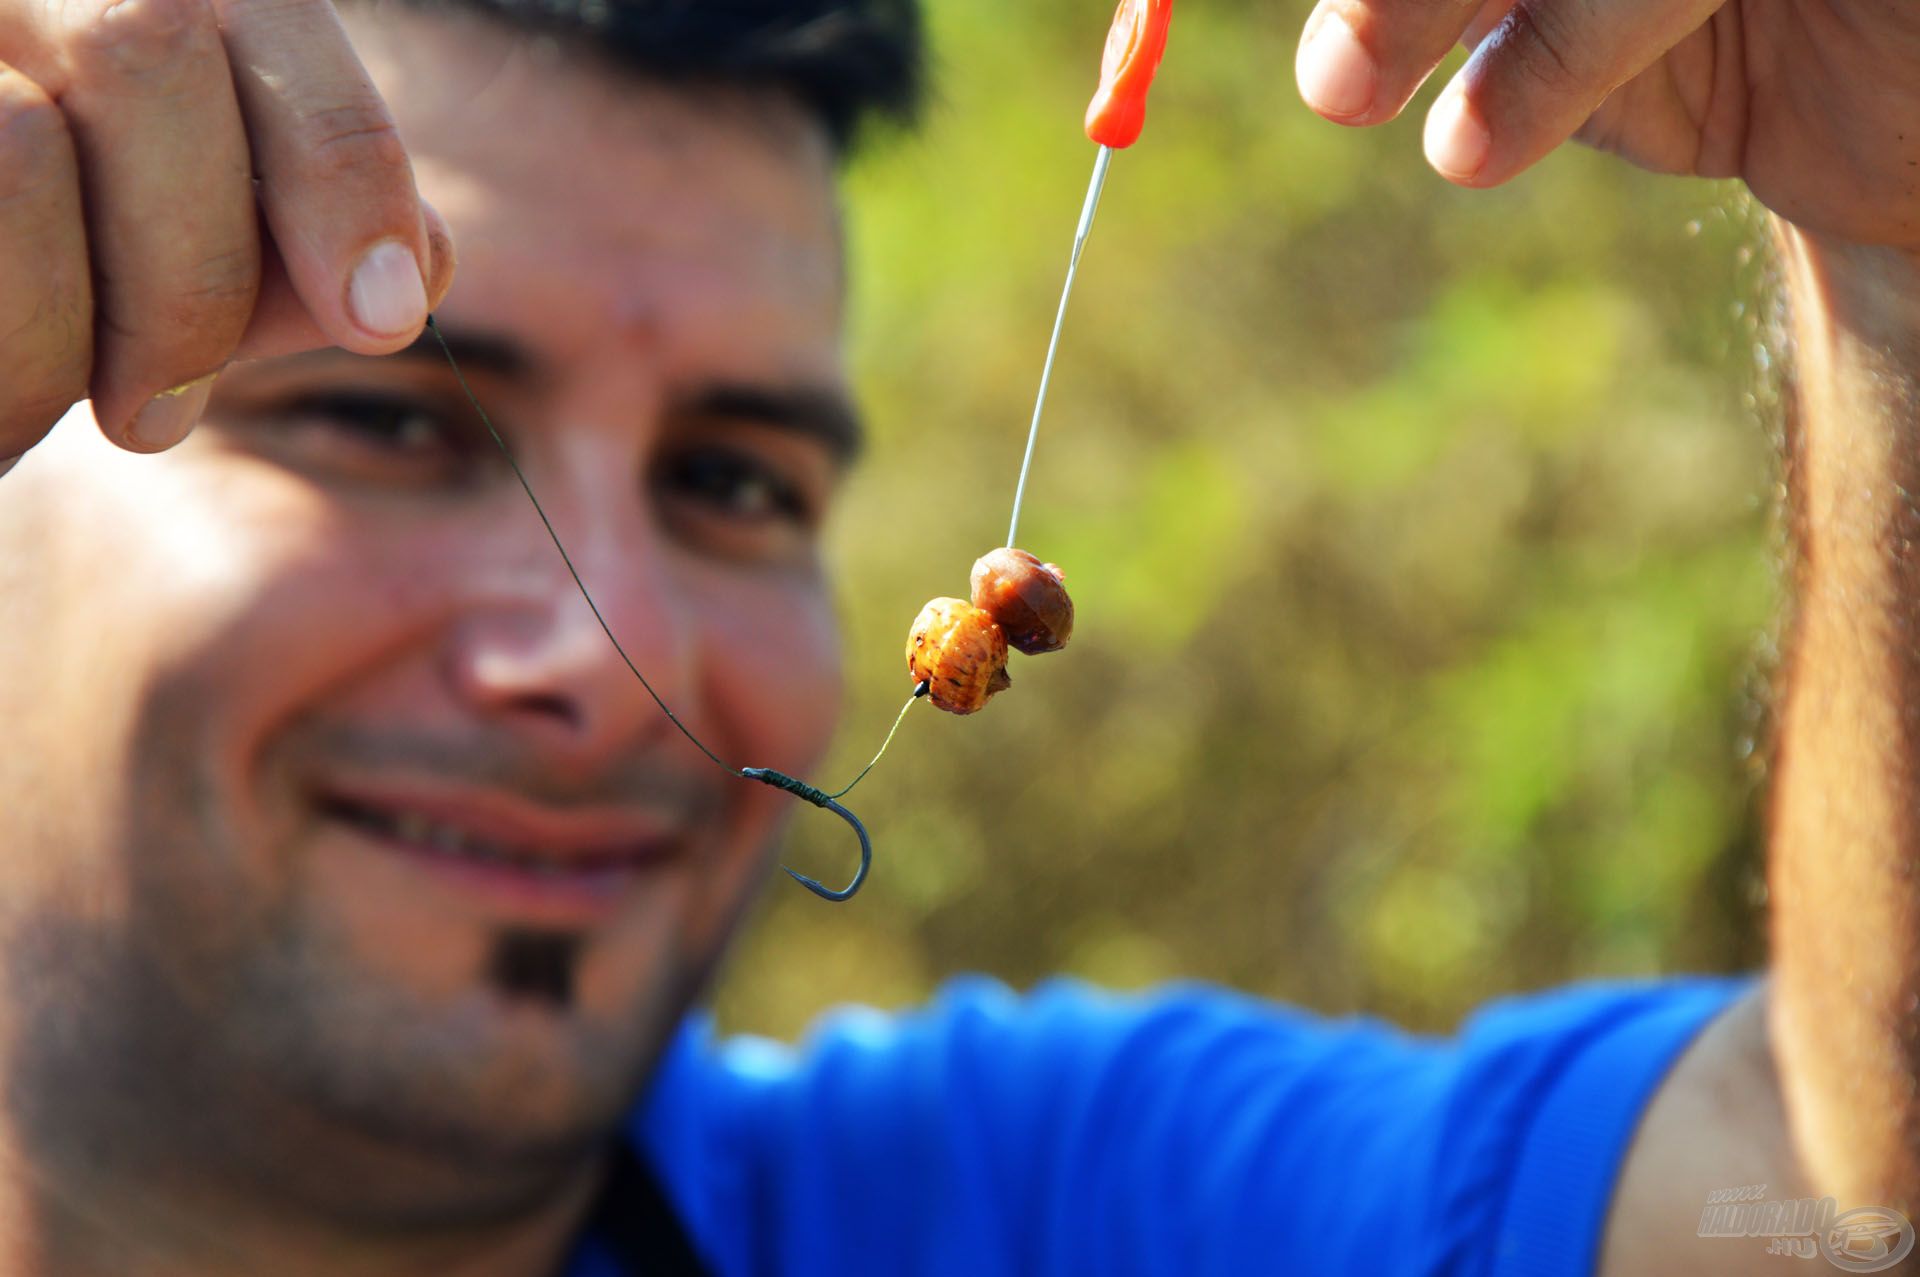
left=344, top=802, right=615, bottom=877
left=410, top=818, right=549, bottom=869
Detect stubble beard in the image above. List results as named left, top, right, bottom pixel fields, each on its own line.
left=2, top=700, right=709, bottom=1237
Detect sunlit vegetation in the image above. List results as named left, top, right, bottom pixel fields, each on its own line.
left=715, top=0, right=1779, bottom=1038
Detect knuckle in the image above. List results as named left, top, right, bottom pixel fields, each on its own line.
left=0, top=73, right=68, bottom=166
left=1403, top=0, right=1478, bottom=29
left=100, top=283, right=248, bottom=387
left=97, top=259, right=251, bottom=387
left=1491, top=2, right=1583, bottom=93
left=303, top=102, right=412, bottom=188
left=175, top=245, right=261, bottom=327
left=61, top=0, right=218, bottom=82
left=154, top=292, right=254, bottom=371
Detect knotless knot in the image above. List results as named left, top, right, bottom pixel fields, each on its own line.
left=740, top=768, right=833, bottom=808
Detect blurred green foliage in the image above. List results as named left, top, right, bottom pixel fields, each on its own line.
left=712, top=0, right=1780, bottom=1037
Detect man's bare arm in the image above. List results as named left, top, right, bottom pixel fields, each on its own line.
left=1766, top=236, right=1920, bottom=1209
left=1598, top=233, right=1920, bottom=1273
left=1599, top=987, right=1805, bottom=1277
left=1290, top=0, right=1920, bottom=1263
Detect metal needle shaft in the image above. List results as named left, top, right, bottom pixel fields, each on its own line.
left=1007, top=144, right=1113, bottom=549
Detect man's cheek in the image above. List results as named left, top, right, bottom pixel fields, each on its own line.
left=697, top=574, right=844, bottom=774
left=677, top=577, right=841, bottom=946
left=632, top=786, right=790, bottom=990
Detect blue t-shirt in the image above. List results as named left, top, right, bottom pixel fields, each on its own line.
left=567, top=976, right=1744, bottom=1277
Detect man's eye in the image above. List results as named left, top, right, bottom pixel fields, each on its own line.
left=241, top=388, right=482, bottom=487
left=284, top=391, right=460, bottom=455
left=652, top=445, right=823, bottom=565
left=656, top=448, right=810, bottom=524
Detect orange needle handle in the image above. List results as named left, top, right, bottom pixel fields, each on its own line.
left=1084, top=0, right=1173, bottom=149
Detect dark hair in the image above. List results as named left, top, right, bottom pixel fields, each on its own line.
left=415, top=0, right=925, bottom=155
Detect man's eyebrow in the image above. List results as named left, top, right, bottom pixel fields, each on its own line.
left=677, top=383, right=866, bottom=463
left=386, top=330, right=863, bottom=459
left=393, top=325, right=537, bottom=379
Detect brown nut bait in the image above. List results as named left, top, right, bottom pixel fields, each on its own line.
left=906, top=598, right=1011, bottom=715
left=971, top=547, right=1073, bottom=655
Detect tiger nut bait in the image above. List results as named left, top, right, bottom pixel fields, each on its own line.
left=906, top=597, right=1011, bottom=715
left=970, top=547, right=1073, bottom=656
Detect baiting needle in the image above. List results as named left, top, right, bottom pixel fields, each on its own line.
left=1005, top=0, right=1175, bottom=550
left=1008, top=145, right=1113, bottom=549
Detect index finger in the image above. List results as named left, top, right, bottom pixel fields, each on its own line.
left=1296, top=0, right=1483, bottom=126
left=214, top=0, right=443, bottom=353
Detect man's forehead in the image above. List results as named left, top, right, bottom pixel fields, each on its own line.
left=343, top=3, right=846, bottom=333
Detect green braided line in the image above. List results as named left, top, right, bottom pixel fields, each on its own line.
left=740, top=769, right=833, bottom=808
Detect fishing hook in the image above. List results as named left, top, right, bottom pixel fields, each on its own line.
left=740, top=680, right=929, bottom=902
left=741, top=769, right=874, bottom=902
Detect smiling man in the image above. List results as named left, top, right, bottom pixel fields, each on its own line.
left=0, top=0, right=1916, bottom=1275
left=0, top=2, right=893, bottom=1272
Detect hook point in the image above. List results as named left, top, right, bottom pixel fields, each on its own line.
left=780, top=795, right=872, bottom=903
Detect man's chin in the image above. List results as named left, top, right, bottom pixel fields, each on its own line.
left=255, top=827, right=698, bottom=1136
left=184, top=899, right=697, bottom=1211
left=5, top=898, right=693, bottom=1235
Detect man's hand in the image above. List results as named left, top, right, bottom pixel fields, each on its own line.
left=1297, top=1, right=1920, bottom=1264
left=0, top=0, right=455, bottom=469
left=1293, top=0, right=1920, bottom=252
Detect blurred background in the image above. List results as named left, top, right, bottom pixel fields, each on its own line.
left=711, top=0, right=1782, bottom=1039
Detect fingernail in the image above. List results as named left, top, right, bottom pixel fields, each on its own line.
left=1297, top=12, right=1376, bottom=120
left=0, top=455, right=20, bottom=481
left=347, top=240, right=428, bottom=340
left=129, top=375, right=216, bottom=452
left=1425, top=85, right=1491, bottom=181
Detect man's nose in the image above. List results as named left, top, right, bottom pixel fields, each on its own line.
left=441, top=497, right=699, bottom=771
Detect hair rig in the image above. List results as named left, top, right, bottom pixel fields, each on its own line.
left=427, top=316, right=921, bottom=901
left=422, top=0, right=1170, bottom=900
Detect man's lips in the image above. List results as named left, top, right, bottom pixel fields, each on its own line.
left=314, top=782, right=690, bottom=920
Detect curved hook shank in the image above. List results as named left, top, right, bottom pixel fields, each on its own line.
left=781, top=796, right=873, bottom=902
left=741, top=767, right=874, bottom=903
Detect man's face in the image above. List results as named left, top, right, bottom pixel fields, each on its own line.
left=0, top=7, right=847, bottom=1195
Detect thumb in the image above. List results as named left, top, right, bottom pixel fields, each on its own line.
left=233, top=198, right=456, bottom=363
